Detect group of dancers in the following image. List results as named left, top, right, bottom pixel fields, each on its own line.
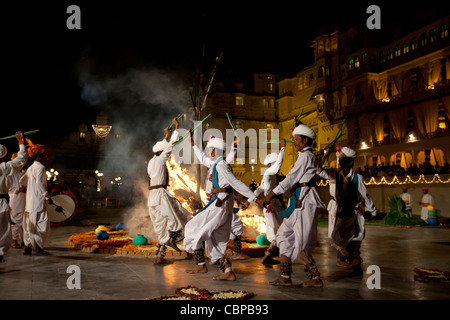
left=0, top=132, right=52, bottom=263
left=147, top=117, right=377, bottom=288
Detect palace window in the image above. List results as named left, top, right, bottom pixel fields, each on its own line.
left=379, top=51, right=385, bottom=63
left=429, top=28, right=437, bottom=44
left=348, top=59, right=354, bottom=71
left=235, top=96, right=244, bottom=106
left=394, top=45, right=401, bottom=58
left=411, top=37, right=418, bottom=51
left=387, top=48, right=393, bottom=61
left=420, top=33, right=427, bottom=47
left=402, top=41, right=409, bottom=54
left=318, top=65, right=325, bottom=78
left=79, top=131, right=86, bottom=142
left=361, top=52, right=367, bottom=64
left=354, top=57, right=360, bottom=68
left=440, top=24, right=448, bottom=39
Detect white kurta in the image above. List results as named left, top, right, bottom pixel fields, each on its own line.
left=272, top=149, right=325, bottom=265
left=0, top=144, right=27, bottom=256
left=7, top=170, right=26, bottom=241
left=254, top=147, right=285, bottom=243
left=147, top=130, right=191, bottom=244
left=183, top=158, right=256, bottom=262
left=192, top=145, right=243, bottom=241
left=400, top=192, right=412, bottom=213
left=420, top=193, right=435, bottom=222
left=317, top=167, right=377, bottom=246
left=22, top=160, right=49, bottom=249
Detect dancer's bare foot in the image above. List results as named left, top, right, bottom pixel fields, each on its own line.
left=154, top=256, right=173, bottom=264
left=269, top=276, right=292, bottom=287
left=297, top=278, right=323, bottom=288
left=213, top=270, right=236, bottom=281
left=186, top=264, right=208, bottom=274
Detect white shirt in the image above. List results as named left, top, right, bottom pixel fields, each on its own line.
left=254, top=147, right=285, bottom=197
left=273, top=148, right=316, bottom=195
left=147, top=130, right=179, bottom=188
left=400, top=192, right=412, bottom=210
left=193, top=145, right=236, bottom=194
left=23, top=161, right=48, bottom=213
left=0, top=144, right=27, bottom=213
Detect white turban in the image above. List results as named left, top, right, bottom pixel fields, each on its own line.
left=264, top=153, right=278, bottom=166
left=336, top=146, right=356, bottom=159
left=152, top=140, right=169, bottom=153
left=0, top=144, right=6, bottom=159
left=292, top=124, right=316, bottom=140
left=206, top=137, right=225, bottom=151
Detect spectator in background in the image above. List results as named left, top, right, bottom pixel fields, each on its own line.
left=399, top=186, right=412, bottom=217
left=419, top=187, right=435, bottom=223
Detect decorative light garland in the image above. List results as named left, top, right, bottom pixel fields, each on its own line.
left=316, top=174, right=450, bottom=187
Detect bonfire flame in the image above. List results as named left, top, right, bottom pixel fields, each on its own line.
left=166, top=155, right=266, bottom=235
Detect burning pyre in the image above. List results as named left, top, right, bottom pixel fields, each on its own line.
left=166, top=155, right=265, bottom=237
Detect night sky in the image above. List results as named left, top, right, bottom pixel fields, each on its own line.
left=2, top=1, right=449, bottom=141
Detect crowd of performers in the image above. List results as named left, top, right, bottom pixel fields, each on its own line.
left=2, top=117, right=438, bottom=289
left=0, top=132, right=52, bottom=262
left=146, top=117, right=379, bottom=288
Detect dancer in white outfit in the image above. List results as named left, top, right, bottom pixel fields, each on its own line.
left=0, top=132, right=28, bottom=262
left=147, top=118, right=191, bottom=264
left=317, top=146, right=377, bottom=268
left=184, top=135, right=256, bottom=280
left=258, top=124, right=326, bottom=288
left=7, top=154, right=27, bottom=248
left=21, top=141, right=50, bottom=256
left=254, top=139, right=286, bottom=264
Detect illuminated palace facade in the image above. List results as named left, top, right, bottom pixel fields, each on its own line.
left=278, top=15, right=450, bottom=173
left=207, top=15, right=450, bottom=215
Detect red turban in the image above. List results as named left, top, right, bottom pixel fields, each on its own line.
left=27, top=144, right=46, bottom=157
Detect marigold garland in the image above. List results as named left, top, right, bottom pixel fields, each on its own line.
left=67, top=228, right=268, bottom=257
left=148, top=286, right=255, bottom=300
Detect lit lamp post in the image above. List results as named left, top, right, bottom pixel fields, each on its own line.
left=95, top=170, right=104, bottom=192
left=46, top=168, right=59, bottom=181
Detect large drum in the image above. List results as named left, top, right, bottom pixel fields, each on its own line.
left=47, top=183, right=78, bottom=226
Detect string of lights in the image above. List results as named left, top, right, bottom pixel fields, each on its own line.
left=316, top=174, right=450, bottom=187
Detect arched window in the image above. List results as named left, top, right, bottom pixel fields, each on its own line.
left=394, top=45, right=401, bottom=58
left=354, top=57, right=360, bottom=68
left=420, top=33, right=427, bottom=47
left=361, top=52, right=367, bottom=64
left=440, top=24, right=448, bottom=39
left=348, top=59, right=354, bottom=71
left=387, top=48, right=393, bottom=61
left=318, top=65, right=325, bottom=78
left=411, top=37, right=418, bottom=51
left=402, top=41, right=409, bottom=54
left=429, top=28, right=437, bottom=43
left=379, top=51, right=385, bottom=63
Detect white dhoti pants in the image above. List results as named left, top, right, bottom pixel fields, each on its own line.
left=0, top=210, right=12, bottom=256
left=184, top=195, right=234, bottom=263
left=148, top=191, right=190, bottom=244
left=23, top=210, right=49, bottom=249
left=229, top=212, right=243, bottom=240
left=264, top=208, right=284, bottom=243
left=10, top=210, right=24, bottom=242
left=276, top=190, right=323, bottom=266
